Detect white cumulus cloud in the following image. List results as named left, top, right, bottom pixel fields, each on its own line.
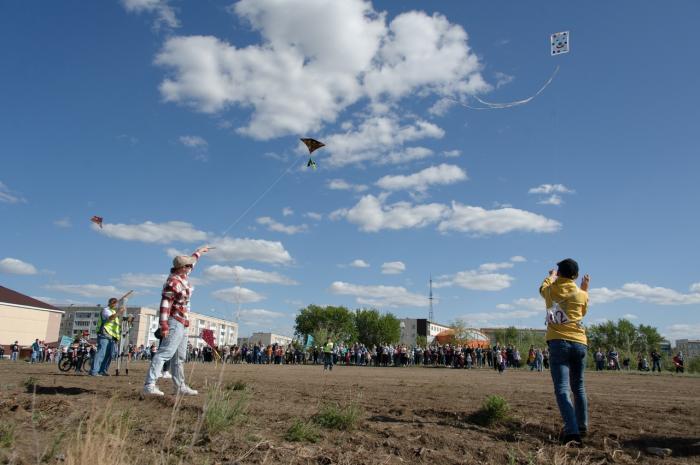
left=589, top=283, right=700, bottom=306
left=529, top=184, right=574, bottom=206
left=381, top=261, right=406, bottom=274
left=203, top=265, right=297, bottom=285
left=327, top=179, right=368, bottom=192
left=256, top=217, right=308, bottom=235
left=0, top=258, right=38, bottom=275
left=154, top=1, right=487, bottom=141
left=334, top=194, right=448, bottom=232
left=451, top=270, right=513, bottom=291
left=121, top=0, right=179, bottom=29
left=208, top=236, right=293, bottom=265
left=324, top=116, right=445, bottom=167
left=349, top=259, right=370, bottom=268
left=478, top=262, right=514, bottom=272
left=116, top=273, right=168, bottom=288
left=45, top=284, right=125, bottom=299
left=96, top=220, right=208, bottom=244
left=375, top=163, right=467, bottom=193
left=238, top=308, right=286, bottom=323
left=212, top=286, right=265, bottom=304
left=438, top=202, right=561, bottom=235
left=663, top=323, right=700, bottom=342
left=329, top=281, right=428, bottom=308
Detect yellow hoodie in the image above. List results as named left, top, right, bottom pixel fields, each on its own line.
left=540, top=276, right=588, bottom=345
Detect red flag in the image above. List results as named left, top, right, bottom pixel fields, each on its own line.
left=201, top=329, right=216, bottom=348
left=90, top=216, right=103, bottom=229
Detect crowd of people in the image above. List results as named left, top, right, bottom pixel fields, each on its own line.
left=0, top=337, right=688, bottom=376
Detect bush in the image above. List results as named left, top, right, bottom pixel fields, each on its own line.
left=285, top=419, right=320, bottom=443
left=687, top=357, right=700, bottom=374
left=469, top=395, right=510, bottom=426
left=204, top=386, right=248, bottom=436
left=313, top=403, right=361, bottom=430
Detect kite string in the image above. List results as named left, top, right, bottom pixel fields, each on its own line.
left=220, top=154, right=302, bottom=237
left=449, top=65, right=560, bottom=110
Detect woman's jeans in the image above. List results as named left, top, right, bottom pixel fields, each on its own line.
left=548, top=339, right=588, bottom=435
left=145, top=319, right=188, bottom=390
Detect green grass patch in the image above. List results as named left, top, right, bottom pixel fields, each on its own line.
left=23, top=376, right=38, bottom=392
left=204, top=386, right=248, bottom=436
left=0, top=424, right=15, bottom=449
left=285, top=419, right=320, bottom=443
left=469, top=395, right=511, bottom=426
left=313, top=403, right=361, bottom=431
left=225, top=380, right=247, bottom=391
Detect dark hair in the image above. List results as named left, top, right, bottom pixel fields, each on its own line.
left=557, top=258, right=579, bottom=279
left=108, top=297, right=118, bottom=305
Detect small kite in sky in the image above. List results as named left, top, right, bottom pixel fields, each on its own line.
left=301, top=137, right=325, bottom=170
left=90, top=216, right=103, bottom=229
left=550, top=31, right=570, bottom=55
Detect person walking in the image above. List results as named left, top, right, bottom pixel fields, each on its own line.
left=90, top=297, right=126, bottom=376
left=650, top=349, right=662, bottom=373
left=673, top=352, right=684, bottom=373
left=31, top=339, right=41, bottom=363
left=541, top=258, right=590, bottom=445
left=323, top=337, right=334, bottom=371
left=10, top=341, right=19, bottom=361
left=143, top=246, right=211, bottom=396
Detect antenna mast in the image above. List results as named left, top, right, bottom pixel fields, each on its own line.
left=429, top=274, right=434, bottom=322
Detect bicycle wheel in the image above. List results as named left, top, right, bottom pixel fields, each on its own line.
left=58, top=357, right=72, bottom=372
left=82, top=357, right=93, bottom=373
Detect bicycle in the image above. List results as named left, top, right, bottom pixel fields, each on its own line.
left=58, top=348, right=93, bottom=373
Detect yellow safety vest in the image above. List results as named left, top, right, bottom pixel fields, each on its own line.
left=100, top=308, right=120, bottom=341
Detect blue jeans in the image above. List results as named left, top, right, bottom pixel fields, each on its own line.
left=548, top=340, right=588, bottom=435
left=11, top=352, right=18, bottom=361
left=90, top=335, right=115, bottom=375
left=145, top=319, right=188, bottom=390
left=323, top=352, right=333, bottom=370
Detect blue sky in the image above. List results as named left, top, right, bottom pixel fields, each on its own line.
left=2, top=1, right=699, bottom=343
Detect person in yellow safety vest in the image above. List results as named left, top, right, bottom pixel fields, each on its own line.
left=90, top=297, right=126, bottom=376
left=323, top=337, right=334, bottom=371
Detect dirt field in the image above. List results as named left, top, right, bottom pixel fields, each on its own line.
left=1, top=361, right=698, bottom=465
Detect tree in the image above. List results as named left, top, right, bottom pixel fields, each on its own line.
left=294, top=305, right=357, bottom=343
left=355, top=308, right=400, bottom=347
left=586, top=319, right=665, bottom=359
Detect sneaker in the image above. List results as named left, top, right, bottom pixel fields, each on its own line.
left=143, top=384, right=165, bottom=396
left=161, top=371, right=172, bottom=379
left=174, top=385, right=198, bottom=396
left=561, top=434, right=583, bottom=447
left=99, top=372, right=110, bottom=377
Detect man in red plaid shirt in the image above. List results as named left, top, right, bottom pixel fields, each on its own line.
left=143, top=246, right=210, bottom=396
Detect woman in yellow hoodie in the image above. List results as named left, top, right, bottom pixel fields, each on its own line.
left=540, top=258, right=590, bottom=445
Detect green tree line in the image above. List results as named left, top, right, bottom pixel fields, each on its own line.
left=294, top=305, right=401, bottom=347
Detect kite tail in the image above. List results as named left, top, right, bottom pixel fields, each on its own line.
left=451, top=65, right=560, bottom=110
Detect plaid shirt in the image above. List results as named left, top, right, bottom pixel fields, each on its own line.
left=159, top=252, right=200, bottom=328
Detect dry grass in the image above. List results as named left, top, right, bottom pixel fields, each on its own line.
left=64, top=400, right=133, bottom=465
